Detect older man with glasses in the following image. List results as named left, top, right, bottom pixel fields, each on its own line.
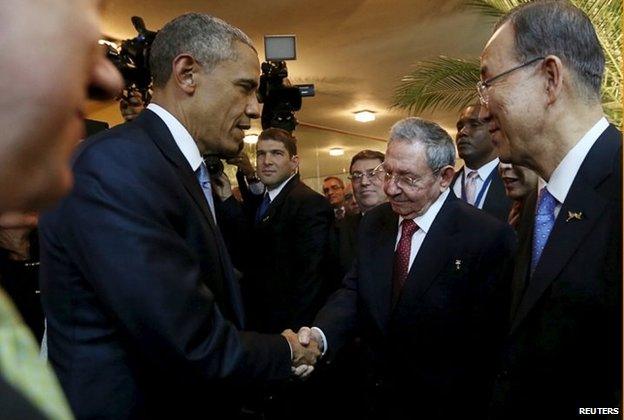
left=296, top=117, right=515, bottom=419
left=477, top=1, right=622, bottom=418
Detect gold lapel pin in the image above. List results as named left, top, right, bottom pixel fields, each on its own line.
left=566, top=211, right=583, bottom=222
left=455, top=259, right=462, bottom=271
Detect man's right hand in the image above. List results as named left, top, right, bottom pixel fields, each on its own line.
left=281, top=329, right=321, bottom=369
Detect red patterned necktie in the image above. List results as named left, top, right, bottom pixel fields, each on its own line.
left=392, top=219, right=419, bottom=305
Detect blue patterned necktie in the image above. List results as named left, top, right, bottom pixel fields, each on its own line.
left=255, top=193, right=271, bottom=223
left=531, top=187, right=557, bottom=272
left=195, top=162, right=217, bottom=224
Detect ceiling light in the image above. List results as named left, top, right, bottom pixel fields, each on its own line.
left=354, top=110, right=376, bottom=123
left=329, top=147, right=344, bottom=156
left=244, top=134, right=258, bottom=144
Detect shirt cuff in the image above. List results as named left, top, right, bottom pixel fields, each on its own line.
left=311, top=327, right=328, bottom=356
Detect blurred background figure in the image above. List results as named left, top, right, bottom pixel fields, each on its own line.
left=0, top=212, right=44, bottom=342
left=498, top=163, right=538, bottom=230
left=343, top=184, right=360, bottom=216
left=322, top=176, right=346, bottom=220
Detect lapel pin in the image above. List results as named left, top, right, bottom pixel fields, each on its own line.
left=566, top=211, right=583, bottom=222
left=455, top=259, right=462, bottom=271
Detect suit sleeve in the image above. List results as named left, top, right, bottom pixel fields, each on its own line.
left=42, top=140, right=291, bottom=385
left=287, top=194, right=334, bottom=327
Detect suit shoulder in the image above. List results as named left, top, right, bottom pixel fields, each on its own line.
left=290, top=182, right=331, bottom=208
left=452, top=198, right=511, bottom=233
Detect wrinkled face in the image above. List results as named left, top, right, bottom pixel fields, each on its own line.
left=350, top=158, right=386, bottom=213
left=323, top=178, right=345, bottom=206
left=498, top=162, right=538, bottom=200
left=383, top=141, right=447, bottom=219
left=455, top=105, right=495, bottom=167
left=256, top=139, right=298, bottom=189
left=479, top=22, right=545, bottom=166
left=0, top=0, right=122, bottom=211
left=192, top=41, right=261, bottom=159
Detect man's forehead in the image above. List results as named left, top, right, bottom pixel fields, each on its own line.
left=481, top=23, right=515, bottom=74
left=352, top=158, right=382, bottom=170
left=257, top=139, right=286, bottom=151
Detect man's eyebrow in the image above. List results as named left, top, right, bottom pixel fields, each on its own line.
left=236, top=78, right=259, bottom=89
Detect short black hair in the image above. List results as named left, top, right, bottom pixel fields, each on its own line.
left=257, top=128, right=297, bottom=156
left=349, top=150, right=385, bottom=173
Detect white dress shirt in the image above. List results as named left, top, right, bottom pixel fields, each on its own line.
left=267, top=173, right=297, bottom=202
left=538, top=117, right=608, bottom=218
left=452, top=158, right=500, bottom=209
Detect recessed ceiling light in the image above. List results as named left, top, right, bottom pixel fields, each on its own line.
left=244, top=134, right=258, bottom=144
left=329, top=147, right=344, bottom=156
left=354, top=110, right=376, bottom=123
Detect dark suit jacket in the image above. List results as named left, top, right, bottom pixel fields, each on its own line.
left=39, top=110, right=291, bottom=420
left=314, top=194, right=516, bottom=419
left=452, top=165, right=512, bottom=222
left=489, top=125, right=623, bottom=419
left=328, top=212, right=361, bottom=282
left=243, top=174, right=333, bottom=334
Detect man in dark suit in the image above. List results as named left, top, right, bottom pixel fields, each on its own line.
left=478, top=2, right=622, bottom=418
left=39, top=14, right=318, bottom=420
left=297, top=117, right=515, bottom=419
left=451, top=104, right=511, bottom=221
left=244, top=128, right=333, bottom=334
left=331, top=149, right=387, bottom=279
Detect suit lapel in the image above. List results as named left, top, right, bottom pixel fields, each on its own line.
left=258, top=174, right=299, bottom=225
left=509, top=128, right=619, bottom=334
left=394, top=194, right=459, bottom=310
left=368, top=206, right=398, bottom=333
left=135, top=110, right=245, bottom=328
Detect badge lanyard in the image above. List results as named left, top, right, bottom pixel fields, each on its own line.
left=460, top=167, right=495, bottom=207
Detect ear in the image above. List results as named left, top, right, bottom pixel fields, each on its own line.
left=542, top=55, right=563, bottom=105
left=438, top=165, right=456, bottom=190
left=171, top=54, right=199, bottom=94
left=290, top=154, right=300, bottom=170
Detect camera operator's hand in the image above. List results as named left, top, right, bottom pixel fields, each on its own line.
left=119, top=91, right=145, bottom=121
left=226, top=153, right=255, bottom=178
left=211, top=172, right=233, bottom=202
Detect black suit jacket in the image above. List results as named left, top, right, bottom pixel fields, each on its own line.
left=328, top=212, right=361, bottom=282
left=452, top=164, right=512, bottom=222
left=243, top=174, right=333, bottom=334
left=314, top=194, right=515, bottom=419
left=39, top=110, right=291, bottom=420
left=489, top=125, right=622, bottom=419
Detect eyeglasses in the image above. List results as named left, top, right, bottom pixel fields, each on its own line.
left=476, top=56, right=545, bottom=106
left=348, top=168, right=384, bottom=183
left=376, top=164, right=441, bottom=190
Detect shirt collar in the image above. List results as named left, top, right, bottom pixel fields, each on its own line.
left=267, top=173, right=297, bottom=201
left=540, top=117, right=608, bottom=204
left=147, top=103, right=204, bottom=172
left=465, top=157, right=500, bottom=180
left=398, top=188, right=450, bottom=234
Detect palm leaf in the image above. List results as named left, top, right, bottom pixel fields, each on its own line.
left=392, top=57, right=480, bottom=114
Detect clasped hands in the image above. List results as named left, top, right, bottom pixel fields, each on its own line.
left=281, top=327, right=324, bottom=379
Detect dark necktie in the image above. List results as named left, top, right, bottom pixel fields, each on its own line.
left=531, top=187, right=557, bottom=273
left=392, top=219, right=419, bottom=305
left=255, top=193, right=271, bottom=223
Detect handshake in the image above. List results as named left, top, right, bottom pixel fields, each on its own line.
left=281, top=327, right=324, bottom=379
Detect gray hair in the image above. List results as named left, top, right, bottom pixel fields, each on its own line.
left=495, top=0, right=604, bottom=101
left=149, top=13, right=256, bottom=87
left=389, top=117, right=456, bottom=170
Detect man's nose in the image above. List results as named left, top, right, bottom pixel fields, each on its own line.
left=246, top=94, right=261, bottom=119
left=88, top=49, right=123, bottom=101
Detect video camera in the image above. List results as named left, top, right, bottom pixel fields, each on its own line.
left=105, top=16, right=157, bottom=103
left=257, top=35, right=314, bottom=133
